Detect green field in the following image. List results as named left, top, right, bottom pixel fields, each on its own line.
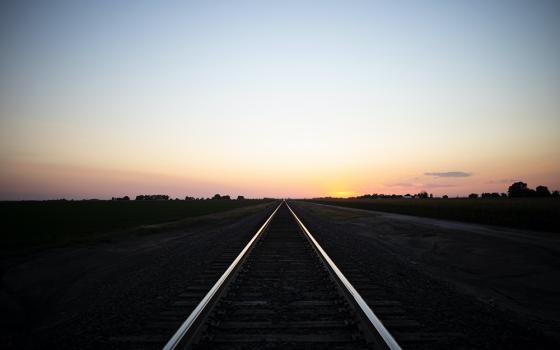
left=307, top=198, right=560, bottom=233
left=1, top=199, right=272, bottom=252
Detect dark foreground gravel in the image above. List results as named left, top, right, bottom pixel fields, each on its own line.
left=290, top=201, right=559, bottom=349
left=0, top=202, right=277, bottom=349
left=4, top=199, right=558, bottom=349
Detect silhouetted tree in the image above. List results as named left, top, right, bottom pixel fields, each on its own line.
left=222, top=195, right=231, bottom=200
left=536, top=186, right=551, bottom=197
left=135, top=194, right=169, bottom=200
left=468, top=193, right=479, bottom=199
left=442, top=195, right=449, bottom=199
left=212, top=194, right=222, bottom=200
left=417, top=191, right=429, bottom=199
left=552, top=190, right=560, bottom=197
left=237, top=195, right=245, bottom=200
left=508, top=182, right=532, bottom=197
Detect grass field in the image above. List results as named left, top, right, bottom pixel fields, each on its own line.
left=1, top=199, right=272, bottom=252
left=307, top=198, right=560, bottom=233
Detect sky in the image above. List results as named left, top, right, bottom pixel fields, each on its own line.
left=1, top=0, right=559, bottom=199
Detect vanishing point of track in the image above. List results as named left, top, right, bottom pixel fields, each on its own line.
left=162, top=201, right=401, bottom=350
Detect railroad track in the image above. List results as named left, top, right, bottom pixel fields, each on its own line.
left=162, top=201, right=401, bottom=350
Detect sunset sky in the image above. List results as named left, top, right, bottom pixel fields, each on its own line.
left=1, top=0, right=559, bottom=199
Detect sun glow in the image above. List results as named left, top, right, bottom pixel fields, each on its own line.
left=329, top=190, right=359, bottom=198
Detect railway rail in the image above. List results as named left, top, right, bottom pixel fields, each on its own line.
left=162, top=201, right=401, bottom=350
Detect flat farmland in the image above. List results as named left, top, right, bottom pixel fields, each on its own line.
left=308, top=198, right=560, bottom=232
left=1, top=199, right=271, bottom=252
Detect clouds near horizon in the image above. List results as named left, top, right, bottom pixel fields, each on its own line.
left=425, top=172, right=472, bottom=178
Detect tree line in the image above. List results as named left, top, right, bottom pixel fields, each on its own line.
left=506, top=182, right=557, bottom=197
left=111, top=194, right=247, bottom=201
left=468, top=182, right=558, bottom=199
left=328, top=181, right=559, bottom=200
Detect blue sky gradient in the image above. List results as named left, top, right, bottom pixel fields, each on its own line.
left=1, top=0, right=559, bottom=198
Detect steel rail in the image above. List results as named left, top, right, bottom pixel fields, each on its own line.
left=286, top=201, right=402, bottom=350
left=162, top=201, right=282, bottom=350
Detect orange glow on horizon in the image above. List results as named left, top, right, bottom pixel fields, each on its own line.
left=328, top=190, right=360, bottom=198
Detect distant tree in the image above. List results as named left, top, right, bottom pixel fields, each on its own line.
left=481, top=192, right=500, bottom=198
left=536, top=186, right=551, bottom=197
left=552, top=190, right=560, bottom=197
left=429, top=193, right=433, bottom=198
left=468, top=193, right=479, bottom=199
left=135, top=194, right=169, bottom=200
left=417, top=191, right=429, bottom=199
left=508, top=182, right=526, bottom=197
left=237, top=195, right=245, bottom=200
left=222, top=195, right=231, bottom=200
left=212, top=194, right=222, bottom=200
left=185, top=196, right=195, bottom=200
left=508, top=182, right=532, bottom=197
left=501, top=193, right=507, bottom=197
left=442, top=195, right=449, bottom=199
